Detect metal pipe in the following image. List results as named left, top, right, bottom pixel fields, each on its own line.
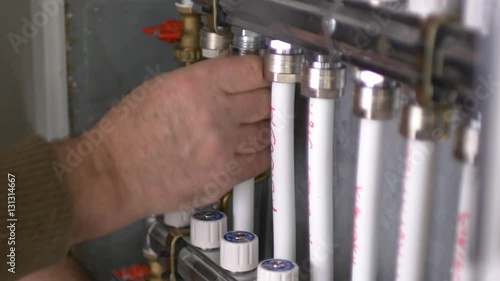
left=265, top=40, right=303, bottom=261
left=350, top=69, right=400, bottom=281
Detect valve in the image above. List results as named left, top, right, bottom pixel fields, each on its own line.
left=220, top=231, right=259, bottom=273
left=190, top=210, right=227, bottom=250
left=143, top=20, right=183, bottom=44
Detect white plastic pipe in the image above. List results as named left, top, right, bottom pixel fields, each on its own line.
left=395, top=139, right=435, bottom=281
left=271, top=82, right=296, bottom=261
left=451, top=163, right=479, bottom=281
left=233, top=178, right=255, bottom=232
left=163, top=210, right=192, bottom=228
left=351, top=119, right=385, bottom=281
left=308, top=98, right=335, bottom=281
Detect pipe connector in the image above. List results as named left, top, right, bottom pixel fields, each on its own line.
left=399, top=103, right=452, bottom=142
left=200, top=26, right=233, bottom=59
left=353, top=69, right=401, bottom=120
left=264, top=40, right=303, bottom=83
left=453, top=114, right=481, bottom=164
left=301, top=54, right=346, bottom=99
left=231, top=28, right=265, bottom=56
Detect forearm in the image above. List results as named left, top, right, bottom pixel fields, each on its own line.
left=53, top=134, right=146, bottom=244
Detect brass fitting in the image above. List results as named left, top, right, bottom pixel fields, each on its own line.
left=175, top=4, right=202, bottom=66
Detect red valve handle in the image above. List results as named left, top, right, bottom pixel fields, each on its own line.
left=143, top=20, right=183, bottom=44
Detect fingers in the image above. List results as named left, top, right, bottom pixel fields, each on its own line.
left=205, top=55, right=270, bottom=94
left=229, top=87, right=271, bottom=124
left=233, top=148, right=272, bottom=184
left=234, top=121, right=271, bottom=154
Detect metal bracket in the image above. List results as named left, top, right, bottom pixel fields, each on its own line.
left=205, top=0, right=230, bottom=34
left=165, top=228, right=191, bottom=281
left=417, top=15, right=460, bottom=106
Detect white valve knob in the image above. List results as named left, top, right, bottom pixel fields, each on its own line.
left=220, top=231, right=259, bottom=273
left=257, top=259, right=299, bottom=281
left=164, top=211, right=192, bottom=228
left=190, top=210, right=227, bottom=250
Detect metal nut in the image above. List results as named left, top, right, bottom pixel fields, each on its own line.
left=399, top=103, right=452, bottom=142
left=200, top=27, right=233, bottom=59
left=353, top=83, right=401, bottom=120
left=264, top=52, right=302, bottom=83
left=301, top=63, right=346, bottom=99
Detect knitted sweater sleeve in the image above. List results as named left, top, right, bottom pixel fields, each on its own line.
left=0, top=136, right=73, bottom=281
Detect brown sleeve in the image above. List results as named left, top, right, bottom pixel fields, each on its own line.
left=0, top=136, right=74, bottom=281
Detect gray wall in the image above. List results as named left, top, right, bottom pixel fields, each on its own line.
left=66, top=0, right=181, bottom=280
left=0, top=1, right=35, bottom=148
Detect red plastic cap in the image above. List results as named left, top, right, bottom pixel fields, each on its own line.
left=143, top=20, right=183, bottom=44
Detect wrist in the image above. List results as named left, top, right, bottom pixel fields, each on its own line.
left=52, top=133, right=144, bottom=243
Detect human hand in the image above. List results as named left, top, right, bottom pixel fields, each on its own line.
left=56, top=55, right=271, bottom=242
left=107, top=54, right=272, bottom=213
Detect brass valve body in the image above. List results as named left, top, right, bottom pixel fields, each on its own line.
left=175, top=5, right=202, bottom=66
